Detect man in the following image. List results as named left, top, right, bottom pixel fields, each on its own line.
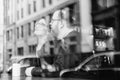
left=50, top=8, right=80, bottom=70
left=34, top=18, right=49, bottom=57
left=34, top=18, right=56, bottom=72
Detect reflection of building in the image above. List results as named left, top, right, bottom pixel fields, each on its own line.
left=3, top=0, right=120, bottom=71
left=3, top=0, right=81, bottom=70
left=80, top=0, right=120, bottom=60
left=91, top=0, right=120, bottom=52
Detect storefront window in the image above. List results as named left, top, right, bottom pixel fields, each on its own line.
left=68, top=3, right=80, bottom=26
left=94, top=24, right=115, bottom=52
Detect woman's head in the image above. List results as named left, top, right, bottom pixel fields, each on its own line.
left=34, top=18, right=48, bottom=36
left=50, top=8, right=70, bottom=37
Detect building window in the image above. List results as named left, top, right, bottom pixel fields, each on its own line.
left=29, top=45, right=37, bottom=54
left=93, top=17, right=115, bottom=52
left=49, top=0, right=52, bottom=5
left=21, top=8, right=23, bottom=18
left=17, top=27, right=19, bottom=39
left=42, top=0, right=45, bottom=8
left=18, top=47, right=24, bottom=55
left=48, top=14, right=52, bottom=30
left=8, top=49, right=12, bottom=58
left=6, top=31, right=10, bottom=41
left=28, top=4, right=31, bottom=14
left=10, top=29, right=13, bottom=40
left=33, top=20, right=36, bottom=31
left=6, top=30, right=13, bottom=41
left=68, top=3, right=80, bottom=26
left=17, top=11, right=19, bottom=20
left=33, top=1, right=36, bottom=12
left=9, top=54, right=12, bottom=59
left=28, top=23, right=31, bottom=36
left=21, top=26, right=24, bottom=37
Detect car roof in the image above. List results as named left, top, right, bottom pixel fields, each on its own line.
left=88, top=51, right=120, bottom=59
left=10, top=55, right=39, bottom=62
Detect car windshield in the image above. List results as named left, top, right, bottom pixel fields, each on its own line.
left=18, top=58, right=41, bottom=67
left=99, top=55, right=112, bottom=68
left=82, top=55, right=113, bottom=70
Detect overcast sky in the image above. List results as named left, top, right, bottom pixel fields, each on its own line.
left=0, top=0, right=3, bottom=35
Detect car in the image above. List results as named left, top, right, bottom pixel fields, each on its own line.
left=7, top=55, right=41, bottom=76
left=7, top=55, right=59, bottom=77
left=25, top=56, right=59, bottom=77
left=60, top=51, right=120, bottom=79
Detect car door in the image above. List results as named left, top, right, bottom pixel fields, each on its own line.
left=81, top=55, right=113, bottom=79
left=95, top=55, right=114, bottom=78
left=79, top=56, right=102, bottom=79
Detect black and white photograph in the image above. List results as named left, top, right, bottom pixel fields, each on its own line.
left=0, top=0, right=120, bottom=80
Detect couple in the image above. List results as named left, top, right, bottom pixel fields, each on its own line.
left=34, top=8, right=80, bottom=71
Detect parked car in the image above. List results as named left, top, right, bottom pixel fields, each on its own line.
left=26, top=66, right=59, bottom=77
left=25, top=56, right=59, bottom=77
left=7, top=55, right=59, bottom=77
left=7, top=55, right=41, bottom=76
left=60, top=51, right=120, bottom=79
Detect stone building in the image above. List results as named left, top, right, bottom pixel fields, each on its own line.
left=91, top=0, right=120, bottom=52
left=3, top=0, right=82, bottom=70
left=4, top=0, right=120, bottom=71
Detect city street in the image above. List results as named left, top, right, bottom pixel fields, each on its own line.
left=1, top=0, right=120, bottom=80
left=3, top=74, right=120, bottom=80
left=0, top=73, right=117, bottom=80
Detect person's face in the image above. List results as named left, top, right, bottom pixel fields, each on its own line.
left=50, top=19, right=60, bottom=34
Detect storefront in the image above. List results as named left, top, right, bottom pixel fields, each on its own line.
left=91, top=0, right=120, bottom=52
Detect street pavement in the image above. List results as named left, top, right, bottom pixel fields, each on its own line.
left=0, top=73, right=94, bottom=80
left=0, top=73, right=110, bottom=80
left=0, top=76, right=92, bottom=80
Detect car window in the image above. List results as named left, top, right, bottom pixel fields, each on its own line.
left=114, top=54, right=120, bottom=67
left=28, top=58, right=41, bottom=67
left=24, top=59, right=30, bottom=65
left=19, top=58, right=30, bottom=66
left=18, top=58, right=41, bottom=67
left=19, top=59, right=24, bottom=64
left=99, top=55, right=112, bottom=68
left=82, top=55, right=112, bottom=70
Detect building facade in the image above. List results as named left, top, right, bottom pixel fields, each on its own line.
left=4, top=0, right=82, bottom=69
left=4, top=0, right=120, bottom=71
left=91, top=0, right=120, bottom=52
